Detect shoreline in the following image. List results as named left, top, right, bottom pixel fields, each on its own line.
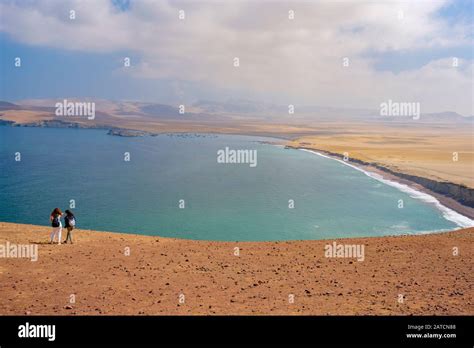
left=0, top=222, right=472, bottom=315
left=287, top=145, right=474, bottom=222
left=301, top=148, right=474, bottom=227
left=0, top=219, right=462, bottom=243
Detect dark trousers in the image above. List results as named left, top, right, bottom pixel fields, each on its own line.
left=65, top=227, right=74, bottom=243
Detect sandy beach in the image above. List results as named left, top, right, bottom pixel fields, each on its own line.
left=0, top=222, right=472, bottom=315
left=288, top=125, right=474, bottom=189
left=289, top=146, right=474, bottom=221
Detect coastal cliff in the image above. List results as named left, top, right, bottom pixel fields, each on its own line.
left=5, top=119, right=149, bottom=137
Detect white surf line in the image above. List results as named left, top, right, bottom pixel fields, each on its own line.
left=299, top=148, right=474, bottom=228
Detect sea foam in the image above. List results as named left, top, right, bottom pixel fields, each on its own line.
left=300, top=149, right=474, bottom=228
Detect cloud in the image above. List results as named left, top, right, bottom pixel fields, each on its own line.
left=1, top=0, right=472, bottom=114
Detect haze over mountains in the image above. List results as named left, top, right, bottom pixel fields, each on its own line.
left=1, top=99, right=472, bottom=126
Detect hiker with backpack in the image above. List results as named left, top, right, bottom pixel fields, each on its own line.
left=64, top=210, right=76, bottom=244
left=50, top=208, right=63, bottom=245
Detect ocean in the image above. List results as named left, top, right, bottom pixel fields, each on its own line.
left=0, top=126, right=469, bottom=241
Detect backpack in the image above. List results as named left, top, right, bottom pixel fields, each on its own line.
left=52, top=215, right=60, bottom=227
left=68, top=216, right=76, bottom=227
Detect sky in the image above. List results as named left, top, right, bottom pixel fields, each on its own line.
left=0, top=0, right=473, bottom=115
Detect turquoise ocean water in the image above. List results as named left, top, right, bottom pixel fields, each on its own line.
left=0, top=126, right=465, bottom=241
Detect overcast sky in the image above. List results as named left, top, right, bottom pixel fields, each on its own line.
left=0, top=0, right=473, bottom=115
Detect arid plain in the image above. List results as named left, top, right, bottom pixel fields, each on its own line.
left=0, top=222, right=472, bottom=315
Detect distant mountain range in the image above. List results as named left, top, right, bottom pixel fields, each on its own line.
left=0, top=99, right=472, bottom=125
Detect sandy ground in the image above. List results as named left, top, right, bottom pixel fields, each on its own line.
left=290, top=125, right=474, bottom=188
left=0, top=222, right=472, bottom=315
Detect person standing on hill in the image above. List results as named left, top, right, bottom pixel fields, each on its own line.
left=64, top=210, right=76, bottom=244
left=50, top=208, right=63, bottom=245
